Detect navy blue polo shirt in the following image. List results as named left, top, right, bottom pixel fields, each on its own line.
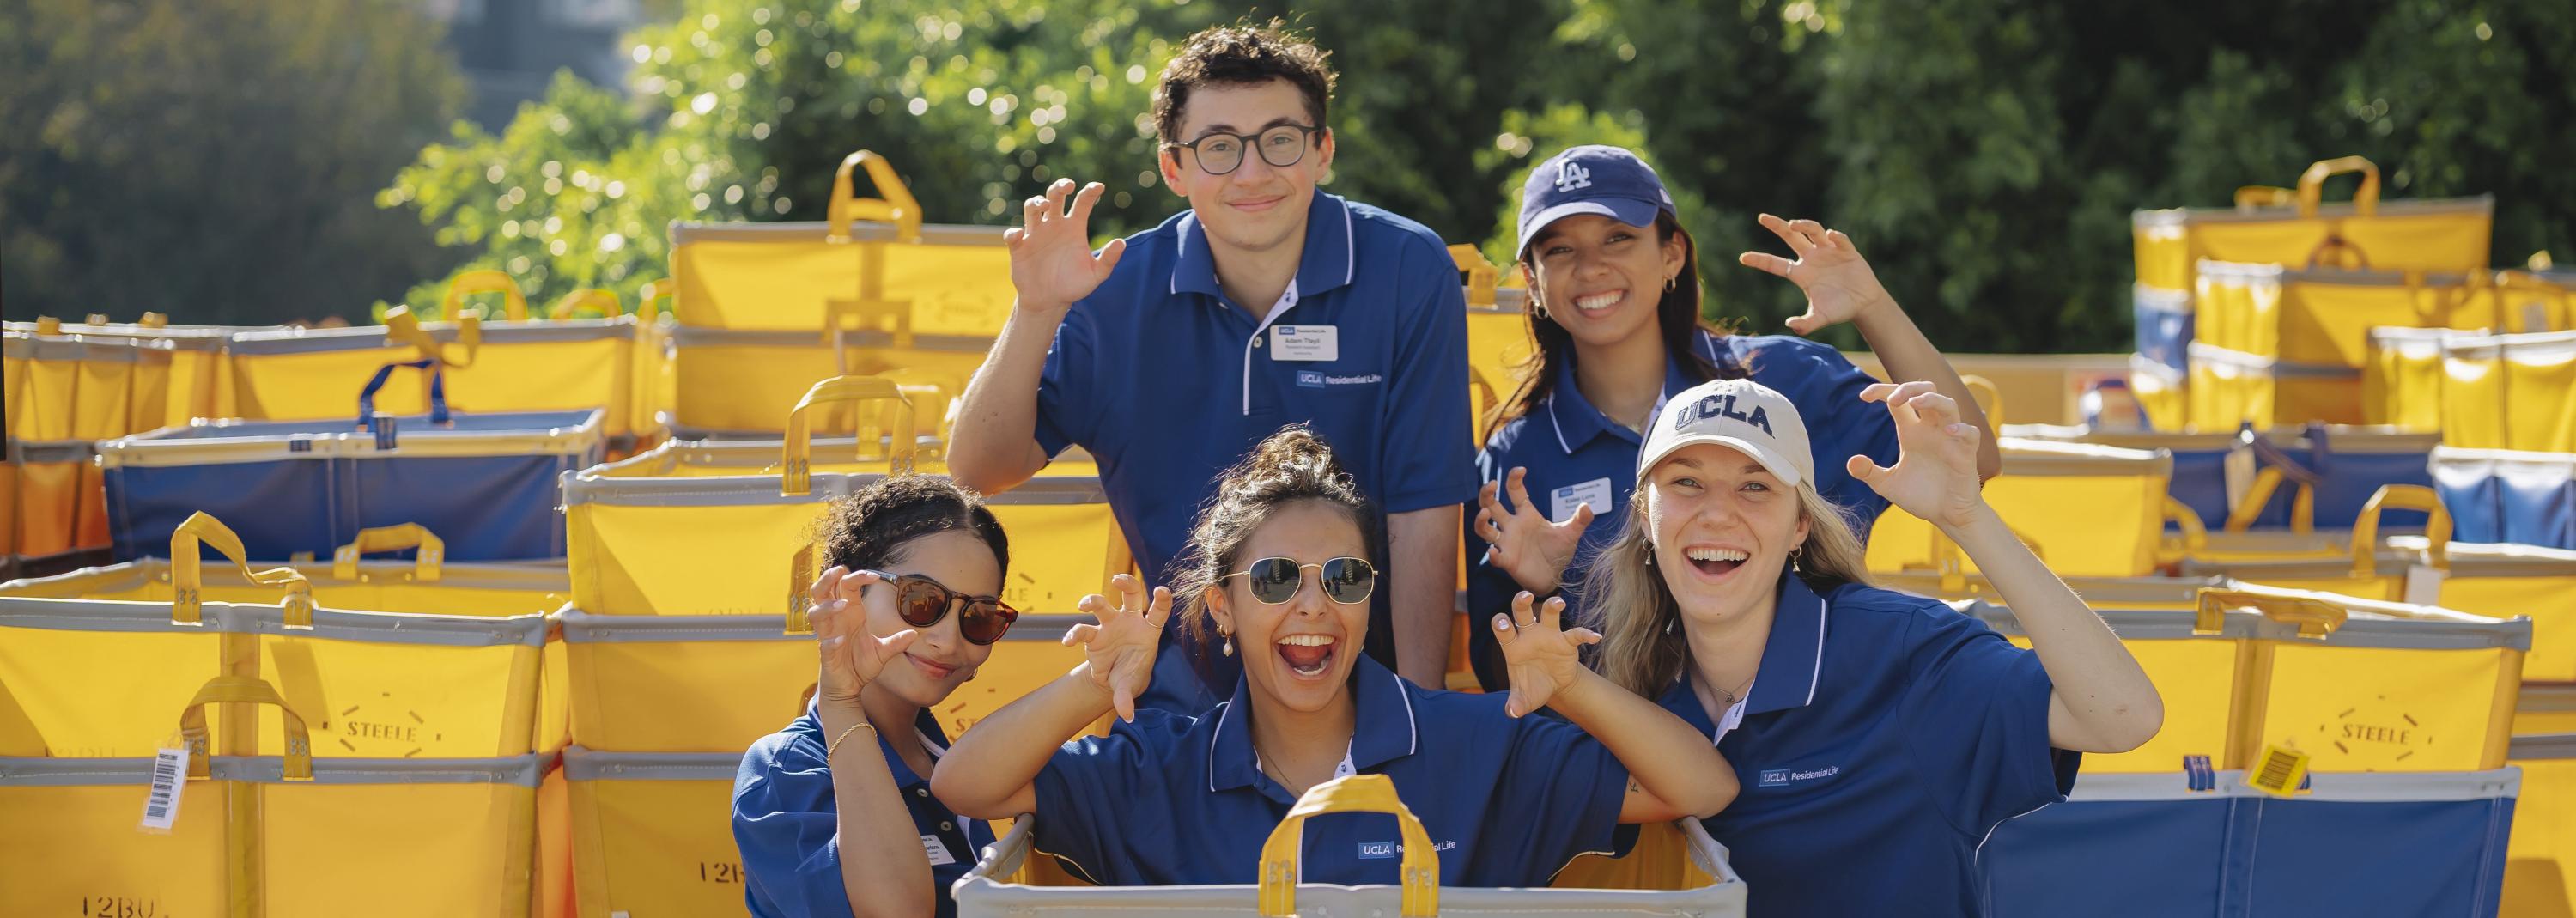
left=733, top=705, right=996, bottom=918
left=1029, top=655, right=1630, bottom=888
left=1464, top=331, right=1899, bottom=689
left=1034, top=190, right=1476, bottom=712
left=1652, top=574, right=2079, bottom=917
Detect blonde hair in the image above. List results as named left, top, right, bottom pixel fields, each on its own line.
left=1582, top=483, right=1874, bottom=699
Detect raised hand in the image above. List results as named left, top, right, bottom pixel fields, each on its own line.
left=1474, top=466, right=1595, bottom=594
left=1849, top=381, right=1987, bottom=530
left=1737, top=214, right=1899, bottom=336
left=1492, top=591, right=1603, bottom=718
left=1005, top=178, right=1128, bottom=313
left=811, top=566, right=920, bottom=710
left=1063, top=574, right=1170, bottom=723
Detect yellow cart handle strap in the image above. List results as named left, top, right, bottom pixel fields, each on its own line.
left=172, top=512, right=313, bottom=628
left=1257, top=774, right=1437, bottom=917
left=545, top=288, right=621, bottom=320
left=636, top=279, right=670, bottom=322
left=2194, top=587, right=2347, bottom=640
left=139, top=312, right=168, bottom=328
left=34, top=316, right=61, bottom=334
left=2298, top=155, right=2380, bottom=219
left=2162, top=496, right=2208, bottom=556
left=384, top=306, right=483, bottom=368
left=332, top=524, right=445, bottom=582
left=827, top=150, right=923, bottom=244
left=782, top=375, right=917, bottom=495
left=177, top=676, right=313, bottom=781
left=1449, top=244, right=1500, bottom=307
left=2222, top=465, right=2317, bottom=534
left=2348, top=484, right=2451, bottom=580
left=2235, top=185, right=2296, bottom=210
left=441, top=269, right=530, bottom=321
left=1959, top=374, right=2002, bottom=422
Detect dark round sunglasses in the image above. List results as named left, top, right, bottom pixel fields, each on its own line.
left=856, top=570, right=1019, bottom=646
left=1220, top=556, right=1377, bottom=605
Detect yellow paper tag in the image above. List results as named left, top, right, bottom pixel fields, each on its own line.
left=2246, top=744, right=2311, bottom=798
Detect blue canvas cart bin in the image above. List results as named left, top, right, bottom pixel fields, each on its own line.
left=1981, top=768, right=2518, bottom=918
left=100, top=409, right=603, bottom=562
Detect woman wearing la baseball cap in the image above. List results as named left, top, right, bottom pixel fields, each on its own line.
left=1463, top=143, right=2001, bottom=692
left=1582, top=375, right=2160, bottom=915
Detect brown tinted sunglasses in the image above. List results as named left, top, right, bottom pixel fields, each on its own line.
left=857, top=570, right=1020, bottom=645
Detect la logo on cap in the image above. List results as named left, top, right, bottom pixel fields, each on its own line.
left=1557, top=160, right=1593, bottom=192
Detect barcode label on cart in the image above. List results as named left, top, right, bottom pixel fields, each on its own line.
left=138, top=746, right=188, bottom=833
left=2246, top=745, right=2310, bottom=798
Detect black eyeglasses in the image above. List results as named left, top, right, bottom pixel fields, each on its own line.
left=1219, top=556, right=1376, bottom=605
left=856, top=570, right=1020, bottom=645
left=1164, top=124, right=1323, bottom=176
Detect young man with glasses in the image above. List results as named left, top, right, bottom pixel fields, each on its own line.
left=951, top=22, right=1474, bottom=714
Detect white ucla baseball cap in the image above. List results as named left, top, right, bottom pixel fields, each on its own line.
left=1638, top=378, right=1815, bottom=489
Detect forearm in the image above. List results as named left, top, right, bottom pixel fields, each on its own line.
left=929, top=665, right=1114, bottom=819
left=1549, top=670, right=1736, bottom=818
left=1946, top=505, right=2163, bottom=751
left=817, top=705, right=934, bottom=918
left=1853, top=303, right=2002, bottom=478
left=949, top=305, right=1062, bottom=494
left=1388, top=507, right=1460, bottom=688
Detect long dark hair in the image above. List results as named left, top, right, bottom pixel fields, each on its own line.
left=1492, top=211, right=1744, bottom=433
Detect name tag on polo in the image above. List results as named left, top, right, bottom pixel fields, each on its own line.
left=1269, top=325, right=1340, bottom=362
left=1552, top=477, right=1614, bottom=522
left=921, top=834, right=957, bottom=866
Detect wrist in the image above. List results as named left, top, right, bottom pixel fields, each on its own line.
left=1935, top=502, right=2006, bottom=538
left=1512, top=570, right=1564, bottom=595
left=1847, top=293, right=1908, bottom=331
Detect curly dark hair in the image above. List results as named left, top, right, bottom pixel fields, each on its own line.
left=1167, top=425, right=1377, bottom=653
left=1151, top=20, right=1337, bottom=143
left=816, top=476, right=1009, bottom=580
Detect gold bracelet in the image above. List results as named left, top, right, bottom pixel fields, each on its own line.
left=826, top=720, right=878, bottom=759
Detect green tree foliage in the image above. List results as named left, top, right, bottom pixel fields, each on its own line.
left=118, top=0, right=2550, bottom=349
left=0, top=0, right=465, bottom=325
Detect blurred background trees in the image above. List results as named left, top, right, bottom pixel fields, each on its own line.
left=5, top=0, right=2570, bottom=351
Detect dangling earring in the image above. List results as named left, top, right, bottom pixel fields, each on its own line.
left=1220, top=628, right=1234, bottom=657
left=1789, top=546, right=1805, bottom=570
left=1530, top=295, right=1551, bottom=321
left=1643, top=549, right=1655, bottom=567
left=1666, top=274, right=1679, bottom=291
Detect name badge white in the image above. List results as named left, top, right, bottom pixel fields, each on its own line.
left=1552, top=477, right=1615, bottom=522
left=1270, top=325, right=1340, bottom=362
left=921, top=833, right=957, bottom=866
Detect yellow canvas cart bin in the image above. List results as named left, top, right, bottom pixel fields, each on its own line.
left=561, top=748, right=752, bottom=918
left=0, top=681, right=543, bottom=918
left=2128, top=353, right=2189, bottom=431
left=1955, top=590, right=2245, bottom=775
left=224, top=313, right=645, bottom=446
left=2197, top=586, right=2526, bottom=773
left=2130, top=156, right=2492, bottom=293
left=4, top=330, right=87, bottom=441
left=2184, top=341, right=2364, bottom=429
left=556, top=609, right=1089, bottom=753
left=2381, top=538, right=2576, bottom=684
left=1868, top=438, right=2170, bottom=578
left=564, top=376, right=1125, bottom=618
left=9, top=439, right=108, bottom=568
left=5, top=317, right=246, bottom=431
left=2506, top=733, right=2576, bottom=916
left=2364, top=326, right=2484, bottom=430
left=666, top=151, right=1014, bottom=435
left=2439, top=329, right=2576, bottom=453
left=952, top=774, right=1748, bottom=917
left=2172, top=483, right=2451, bottom=596
left=2196, top=263, right=2498, bottom=369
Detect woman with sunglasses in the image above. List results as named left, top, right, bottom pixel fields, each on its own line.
left=933, top=425, right=1735, bottom=887
left=733, top=476, right=1023, bottom=918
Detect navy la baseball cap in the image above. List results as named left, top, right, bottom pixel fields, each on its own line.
left=1514, top=145, right=1679, bottom=259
